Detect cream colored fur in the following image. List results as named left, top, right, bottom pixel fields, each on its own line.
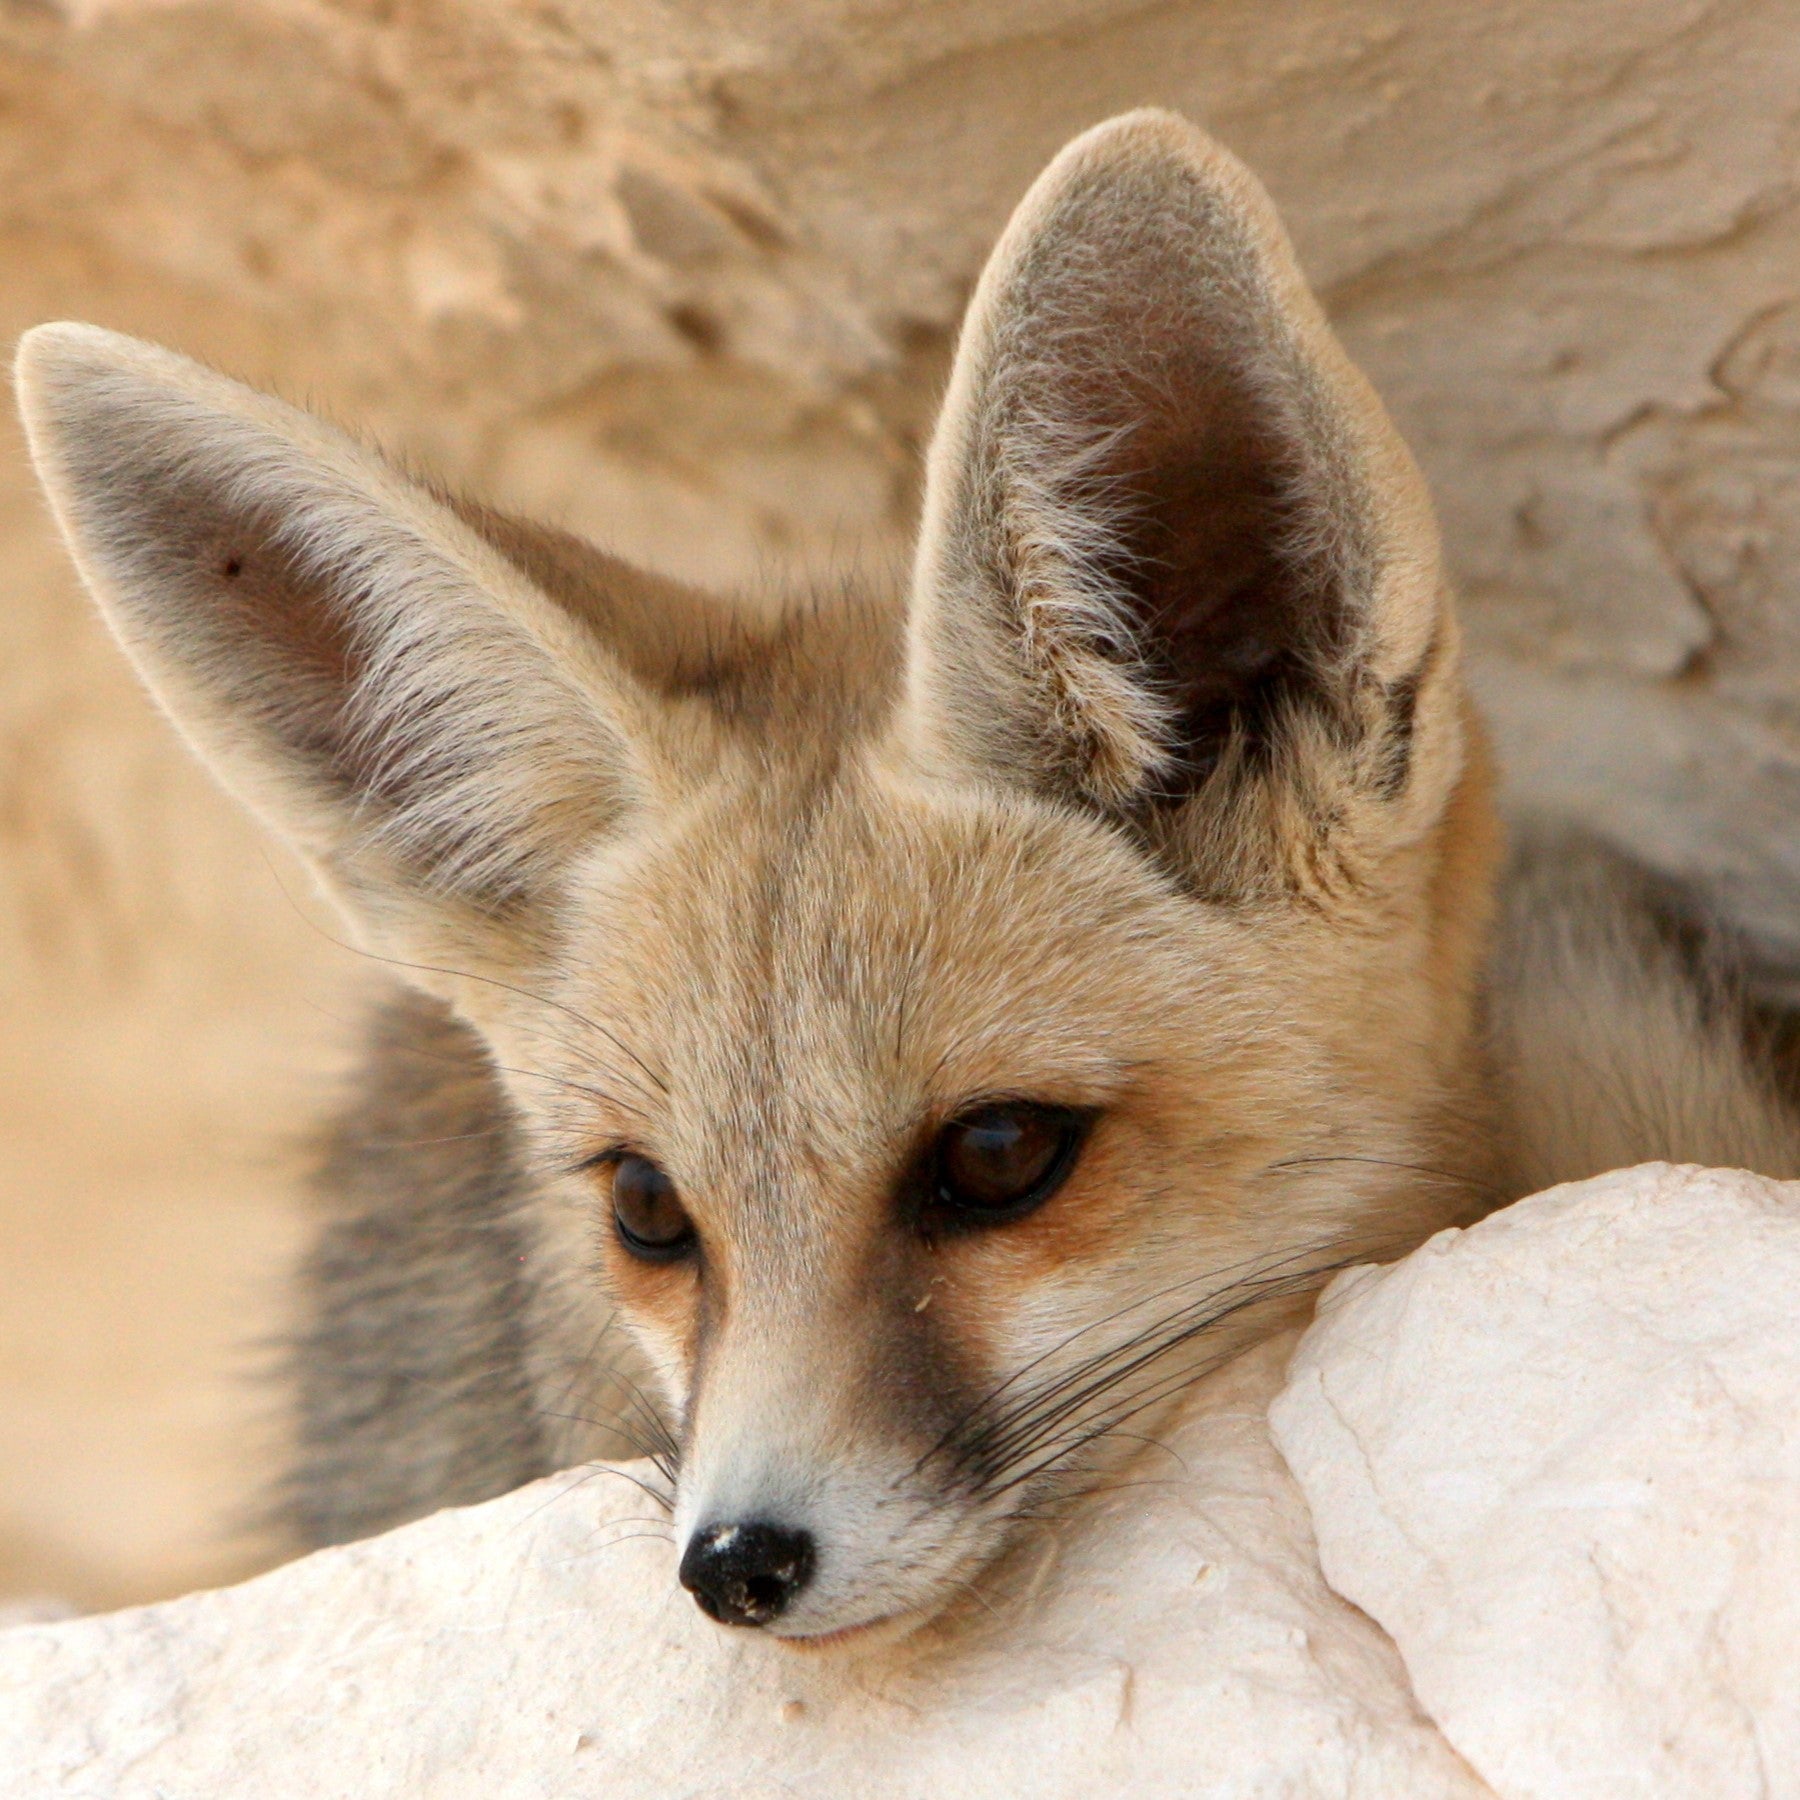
left=16, top=111, right=1799, bottom=1643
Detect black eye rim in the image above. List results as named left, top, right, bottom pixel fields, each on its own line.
left=923, top=1100, right=1094, bottom=1233
left=593, top=1149, right=699, bottom=1265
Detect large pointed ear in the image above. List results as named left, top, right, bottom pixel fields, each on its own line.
left=901, top=111, right=1464, bottom=899
left=15, top=323, right=648, bottom=966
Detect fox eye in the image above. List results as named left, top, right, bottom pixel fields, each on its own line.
left=930, top=1103, right=1087, bottom=1227
left=610, top=1154, right=696, bottom=1263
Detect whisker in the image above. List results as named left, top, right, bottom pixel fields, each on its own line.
left=589, top=1530, right=677, bottom=1553
left=516, top=1464, right=611, bottom=1523
left=353, top=1127, right=517, bottom=1152
left=516, top=1460, right=674, bottom=1525
left=984, top=1344, right=1244, bottom=1502
left=536, top=1410, right=677, bottom=1491
left=904, top=1229, right=1320, bottom=1484
left=1262, top=1152, right=1508, bottom=1208
left=943, top=1236, right=1376, bottom=1511
left=979, top=1255, right=1344, bottom=1478
left=576, top=1353, right=684, bottom=1468
left=943, top=1238, right=1358, bottom=1483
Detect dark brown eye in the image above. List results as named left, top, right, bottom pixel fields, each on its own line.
left=610, top=1154, right=695, bottom=1263
left=930, top=1103, right=1087, bottom=1227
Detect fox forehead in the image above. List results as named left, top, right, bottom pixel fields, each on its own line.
left=521, top=757, right=1286, bottom=1193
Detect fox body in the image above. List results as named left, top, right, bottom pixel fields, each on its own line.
left=18, top=112, right=1800, bottom=1644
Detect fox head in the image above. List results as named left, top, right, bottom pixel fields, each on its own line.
left=17, top=112, right=1499, bottom=1643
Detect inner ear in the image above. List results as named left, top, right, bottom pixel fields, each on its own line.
left=986, top=171, right=1378, bottom=811
left=907, top=111, right=1437, bottom=839
left=1086, top=372, right=1346, bottom=801
left=133, top=460, right=372, bottom=806
left=77, top=425, right=529, bottom=899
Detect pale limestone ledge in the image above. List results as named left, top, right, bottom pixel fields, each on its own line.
left=5, top=1163, right=1797, bottom=1798
left=1273, top=1162, right=1800, bottom=1800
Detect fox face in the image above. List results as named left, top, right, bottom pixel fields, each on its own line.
left=17, top=111, right=1500, bottom=1641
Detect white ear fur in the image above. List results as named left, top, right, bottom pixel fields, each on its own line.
left=901, top=110, right=1460, bottom=880
left=16, top=322, right=645, bottom=943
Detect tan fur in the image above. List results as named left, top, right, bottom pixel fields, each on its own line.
left=16, top=110, right=1799, bottom=1644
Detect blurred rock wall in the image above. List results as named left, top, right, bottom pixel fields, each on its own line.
left=4, top=0, right=1799, bottom=1607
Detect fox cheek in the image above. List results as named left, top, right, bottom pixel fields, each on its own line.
left=580, top=1238, right=703, bottom=1424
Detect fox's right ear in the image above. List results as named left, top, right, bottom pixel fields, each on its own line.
left=15, top=324, right=650, bottom=972
left=901, top=111, right=1465, bottom=902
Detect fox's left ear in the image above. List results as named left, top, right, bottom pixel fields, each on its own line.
left=15, top=323, right=654, bottom=981
left=901, top=110, right=1465, bottom=898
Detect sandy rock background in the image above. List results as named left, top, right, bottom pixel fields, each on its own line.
left=3, top=0, right=1800, bottom=1610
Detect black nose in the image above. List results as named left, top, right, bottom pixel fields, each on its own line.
left=679, top=1520, right=816, bottom=1627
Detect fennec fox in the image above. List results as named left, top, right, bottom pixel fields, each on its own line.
left=18, top=111, right=1800, bottom=1644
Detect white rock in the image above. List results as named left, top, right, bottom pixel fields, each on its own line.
left=1271, top=1162, right=1800, bottom=1800
left=12, top=1162, right=1800, bottom=1794
left=0, top=1338, right=1483, bottom=1799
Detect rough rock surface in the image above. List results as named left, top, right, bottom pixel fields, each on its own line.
left=7, top=0, right=1800, bottom=1608
left=1272, top=1163, right=1800, bottom=1800
left=0, top=1338, right=1492, bottom=1800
